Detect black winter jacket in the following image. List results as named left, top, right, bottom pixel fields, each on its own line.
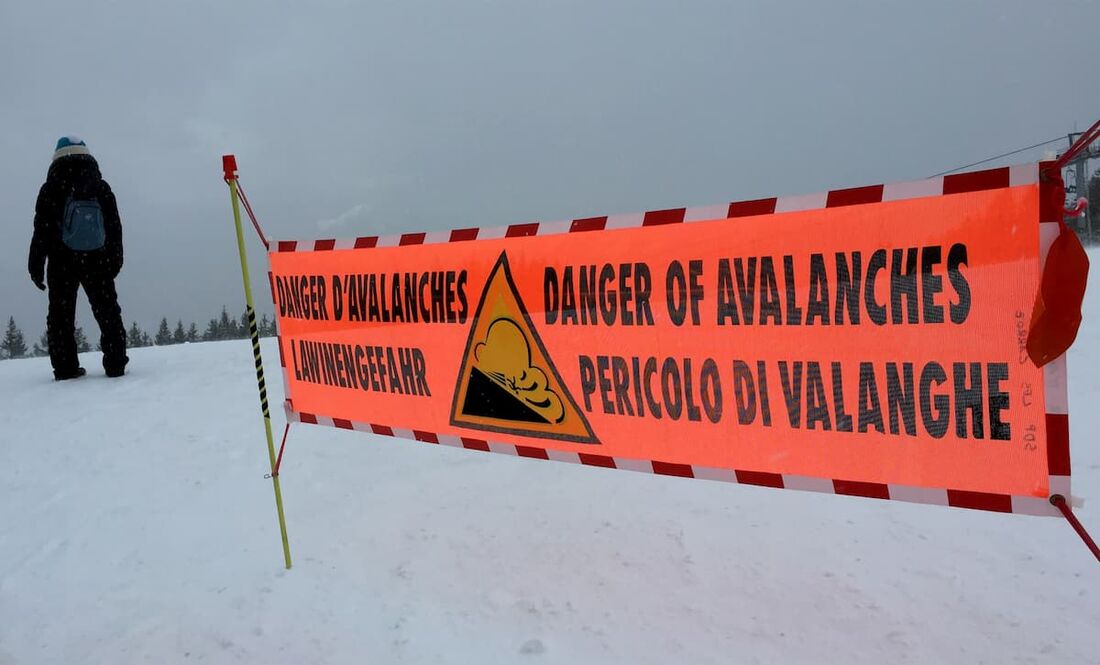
left=28, top=154, right=123, bottom=282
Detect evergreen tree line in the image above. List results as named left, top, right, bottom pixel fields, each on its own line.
left=1, top=307, right=277, bottom=359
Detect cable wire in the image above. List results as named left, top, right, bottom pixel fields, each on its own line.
left=930, top=136, right=1067, bottom=177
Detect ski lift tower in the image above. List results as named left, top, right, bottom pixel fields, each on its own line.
left=1060, top=131, right=1099, bottom=245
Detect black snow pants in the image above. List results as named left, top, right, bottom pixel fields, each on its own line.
left=46, top=259, right=128, bottom=376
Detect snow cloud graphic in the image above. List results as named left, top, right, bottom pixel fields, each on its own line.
left=474, top=318, right=565, bottom=424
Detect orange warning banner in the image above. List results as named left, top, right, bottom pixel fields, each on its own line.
left=270, top=175, right=1060, bottom=499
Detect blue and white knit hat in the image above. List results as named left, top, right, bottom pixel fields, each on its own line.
left=53, top=135, right=92, bottom=161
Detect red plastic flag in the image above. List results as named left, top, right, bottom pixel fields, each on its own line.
left=1027, top=167, right=1090, bottom=367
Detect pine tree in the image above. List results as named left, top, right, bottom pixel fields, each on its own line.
left=203, top=319, right=220, bottom=341
left=239, top=310, right=251, bottom=339
left=259, top=313, right=273, bottom=337
left=173, top=320, right=186, bottom=344
left=74, top=326, right=91, bottom=353
left=142, top=331, right=153, bottom=347
left=187, top=322, right=199, bottom=343
left=1, top=317, right=28, bottom=359
left=155, top=317, right=172, bottom=346
left=127, top=322, right=147, bottom=348
left=32, top=331, right=49, bottom=357
left=218, top=307, right=236, bottom=340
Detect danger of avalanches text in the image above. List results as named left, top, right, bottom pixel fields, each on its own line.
left=275, top=244, right=1027, bottom=443
left=275, top=270, right=468, bottom=324
left=543, top=245, right=972, bottom=328
left=577, top=356, right=1013, bottom=442
left=276, top=271, right=466, bottom=399
left=290, top=340, right=432, bottom=398
left=554, top=244, right=1017, bottom=442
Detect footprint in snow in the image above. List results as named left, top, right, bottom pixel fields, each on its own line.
left=520, top=639, right=545, bottom=655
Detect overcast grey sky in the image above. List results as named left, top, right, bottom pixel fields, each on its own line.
left=2, top=0, right=1098, bottom=341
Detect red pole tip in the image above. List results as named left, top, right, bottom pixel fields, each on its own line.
left=222, top=154, right=238, bottom=180
left=1051, top=494, right=1100, bottom=564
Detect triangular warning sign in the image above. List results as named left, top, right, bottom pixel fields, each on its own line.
left=450, top=252, right=598, bottom=444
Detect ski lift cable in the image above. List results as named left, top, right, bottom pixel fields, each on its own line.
left=930, top=136, right=1067, bottom=178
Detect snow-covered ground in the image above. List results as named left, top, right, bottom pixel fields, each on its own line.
left=2, top=282, right=1098, bottom=664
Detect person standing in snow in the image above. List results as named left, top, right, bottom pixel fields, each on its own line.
left=28, top=136, right=128, bottom=380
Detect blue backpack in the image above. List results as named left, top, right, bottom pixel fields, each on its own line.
left=61, top=195, right=106, bottom=251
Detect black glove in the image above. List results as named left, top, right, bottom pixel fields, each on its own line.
left=105, top=244, right=123, bottom=278
left=30, top=271, right=45, bottom=291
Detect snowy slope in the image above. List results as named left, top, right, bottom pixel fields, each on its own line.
left=1, top=286, right=1098, bottom=664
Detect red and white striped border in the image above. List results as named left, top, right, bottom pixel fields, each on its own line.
left=269, top=163, right=1039, bottom=253
left=267, top=161, right=1074, bottom=516
left=1039, top=214, right=1073, bottom=514
left=282, top=403, right=1067, bottom=517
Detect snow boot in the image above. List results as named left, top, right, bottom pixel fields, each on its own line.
left=105, top=356, right=128, bottom=378
left=54, top=367, right=87, bottom=381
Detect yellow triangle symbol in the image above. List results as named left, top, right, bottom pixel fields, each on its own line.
left=450, top=252, right=598, bottom=444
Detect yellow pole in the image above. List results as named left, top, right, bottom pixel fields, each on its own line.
left=223, top=154, right=292, bottom=569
